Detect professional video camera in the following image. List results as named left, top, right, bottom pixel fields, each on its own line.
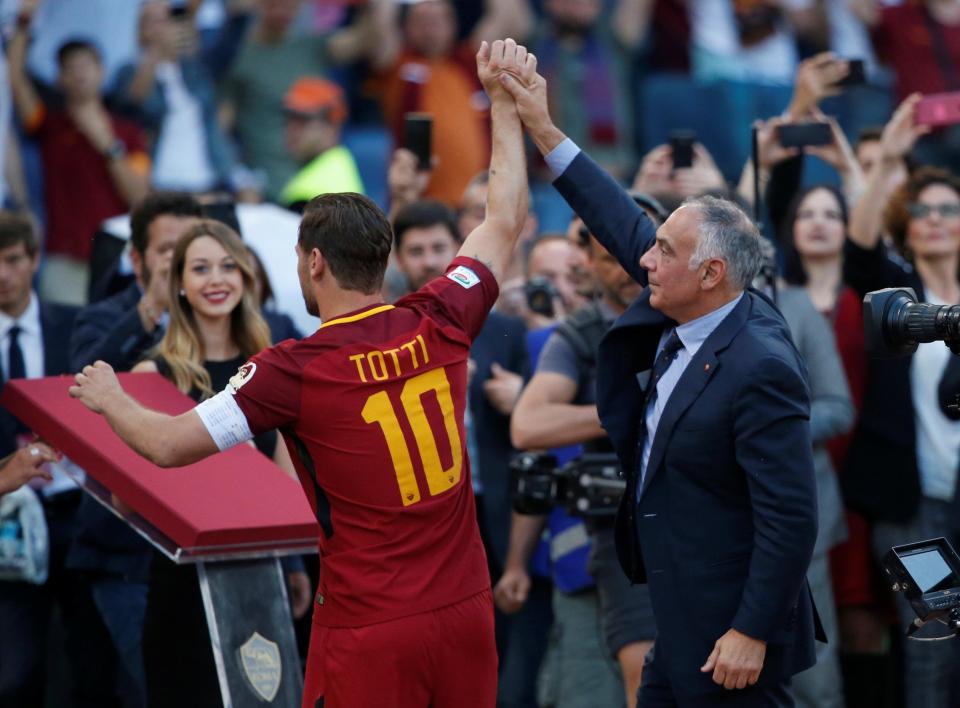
left=882, top=537, right=960, bottom=640
left=864, top=288, right=960, bottom=357
left=509, top=452, right=625, bottom=518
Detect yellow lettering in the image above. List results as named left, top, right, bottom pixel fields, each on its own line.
left=416, top=334, right=429, bottom=364
left=383, top=348, right=402, bottom=376
left=400, top=340, right=420, bottom=369
left=349, top=354, right=368, bottom=383
left=367, top=350, right=389, bottom=381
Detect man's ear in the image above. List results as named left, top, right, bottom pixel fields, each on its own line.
left=699, top=258, right=727, bottom=291
left=309, top=248, right=326, bottom=279
left=130, top=248, right=144, bottom=282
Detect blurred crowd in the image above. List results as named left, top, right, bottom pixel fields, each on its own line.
left=1, top=0, right=960, bottom=707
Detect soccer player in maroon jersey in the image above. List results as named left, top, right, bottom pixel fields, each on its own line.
left=69, top=38, right=532, bottom=708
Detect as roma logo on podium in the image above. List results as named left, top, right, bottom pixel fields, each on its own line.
left=238, top=631, right=282, bottom=702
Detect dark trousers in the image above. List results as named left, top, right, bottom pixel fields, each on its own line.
left=0, top=490, right=120, bottom=708
left=639, top=647, right=794, bottom=708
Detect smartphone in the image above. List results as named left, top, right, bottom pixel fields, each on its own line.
left=778, top=122, right=833, bottom=148
left=916, top=92, right=960, bottom=128
left=833, top=59, right=865, bottom=88
left=669, top=130, right=696, bottom=169
left=403, top=113, right=433, bottom=170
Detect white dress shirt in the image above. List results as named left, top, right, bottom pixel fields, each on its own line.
left=0, top=290, right=43, bottom=380
left=639, top=294, right=743, bottom=490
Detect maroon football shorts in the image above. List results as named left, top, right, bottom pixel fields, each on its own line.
left=301, top=589, right=497, bottom=708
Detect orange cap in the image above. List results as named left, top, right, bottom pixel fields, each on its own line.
left=283, top=78, right=347, bottom=124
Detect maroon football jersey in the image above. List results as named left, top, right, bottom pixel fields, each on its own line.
left=229, top=257, right=497, bottom=627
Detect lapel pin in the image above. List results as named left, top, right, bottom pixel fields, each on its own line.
left=704, top=363, right=711, bottom=372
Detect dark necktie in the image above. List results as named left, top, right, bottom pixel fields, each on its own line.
left=635, top=329, right=685, bottom=489
left=644, top=330, right=684, bottom=409
left=7, top=324, right=25, bottom=381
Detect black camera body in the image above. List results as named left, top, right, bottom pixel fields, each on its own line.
left=882, top=538, right=960, bottom=631
left=524, top=277, right=560, bottom=319
left=864, top=288, right=960, bottom=357
left=510, top=452, right=625, bottom=518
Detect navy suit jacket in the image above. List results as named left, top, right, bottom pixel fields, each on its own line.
left=0, top=301, right=79, bottom=457
left=469, top=311, right=527, bottom=569
left=554, top=151, right=820, bottom=696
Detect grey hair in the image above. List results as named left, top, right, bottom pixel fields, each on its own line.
left=684, top=195, right=764, bottom=290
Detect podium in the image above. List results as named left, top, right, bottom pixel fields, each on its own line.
left=1, top=374, right=319, bottom=707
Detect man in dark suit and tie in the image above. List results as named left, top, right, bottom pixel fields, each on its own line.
left=0, top=212, right=119, bottom=707
left=496, top=48, right=820, bottom=706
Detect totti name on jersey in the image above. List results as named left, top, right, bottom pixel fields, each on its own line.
left=348, top=334, right=430, bottom=383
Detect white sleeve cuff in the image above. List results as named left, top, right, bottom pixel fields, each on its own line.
left=544, top=138, right=581, bottom=179
left=195, top=389, right=255, bottom=452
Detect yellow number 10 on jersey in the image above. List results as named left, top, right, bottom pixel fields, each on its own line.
left=361, top=367, right=463, bottom=506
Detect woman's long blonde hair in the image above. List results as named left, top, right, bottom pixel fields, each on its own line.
left=156, top=219, right=271, bottom=398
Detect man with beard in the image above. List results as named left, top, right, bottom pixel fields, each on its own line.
left=69, top=38, right=530, bottom=708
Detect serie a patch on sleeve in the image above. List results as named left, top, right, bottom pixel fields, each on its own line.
left=447, top=265, right=480, bottom=289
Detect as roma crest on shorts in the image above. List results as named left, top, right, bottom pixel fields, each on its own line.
left=238, top=631, right=282, bottom=702
left=229, top=362, right=257, bottom=392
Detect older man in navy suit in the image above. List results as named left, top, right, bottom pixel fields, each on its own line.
left=496, top=48, right=820, bottom=706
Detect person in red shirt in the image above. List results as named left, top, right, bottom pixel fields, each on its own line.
left=8, top=0, right=149, bottom=306
left=69, top=39, right=531, bottom=708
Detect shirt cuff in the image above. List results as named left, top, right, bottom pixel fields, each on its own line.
left=544, top=138, right=581, bottom=179
left=194, top=388, right=254, bottom=452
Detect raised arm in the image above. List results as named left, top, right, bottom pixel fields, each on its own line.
left=498, top=48, right=655, bottom=285
left=456, top=39, right=529, bottom=283
left=7, top=1, right=42, bottom=129
left=849, top=94, right=929, bottom=251
left=69, top=361, right=219, bottom=467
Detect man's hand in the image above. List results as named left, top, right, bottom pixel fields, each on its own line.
left=700, top=628, right=766, bottom=690
left=671, top=144, right=727, bottom=198
left=138, top=257, right=171, bottom=332
left=632, top=144, right=673, bottom=195
left=0, top=442, right=57, bottom=496
left=494, top=565, right=531, bottom=614
left=753, top=116, right=802, bottom=171
left=69, top=361, right=123, bottom=414
left=287, top=570, right=312, bottom=620
left=476, top=38, right=527, bottom=105
left=483, top=362, right=523, bottom=415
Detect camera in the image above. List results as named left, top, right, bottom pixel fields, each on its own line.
left=864, top=288, right=960, bottom=357
left=524, top=277, right=559, bottom=319
left=882, top=537, right=960, bottom=636
left=510, top=452, right=625, bottom=517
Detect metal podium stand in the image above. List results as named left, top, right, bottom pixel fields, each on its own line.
left=2, top=374, right=320, bottom=707
left=81, top=472, right=312, bottom=708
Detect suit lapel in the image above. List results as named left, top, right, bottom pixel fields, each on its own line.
left=596, top=292, right=669, bottom=472
left=640, top=294, right=752, bottom=498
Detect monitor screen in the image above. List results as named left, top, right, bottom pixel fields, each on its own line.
left=901, top=548, right=959, bottom=593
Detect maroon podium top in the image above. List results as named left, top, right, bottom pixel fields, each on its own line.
left=1, top=373, right=318, bottom=553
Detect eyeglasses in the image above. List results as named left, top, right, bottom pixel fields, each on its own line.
left=907, top=203, right=960, bottom=219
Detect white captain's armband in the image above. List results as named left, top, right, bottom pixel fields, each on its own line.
left=195, top=388, right=254, bottom=452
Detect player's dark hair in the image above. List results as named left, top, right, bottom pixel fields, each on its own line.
left=299, top=193, right=393, bottom=294
left=57, top=38, right=102, bottom=66
left=0, top=212, right=39, bottom=258
left=392, top=200, right=461, bottom=250
left=130, top=191, right=203, bottom=256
